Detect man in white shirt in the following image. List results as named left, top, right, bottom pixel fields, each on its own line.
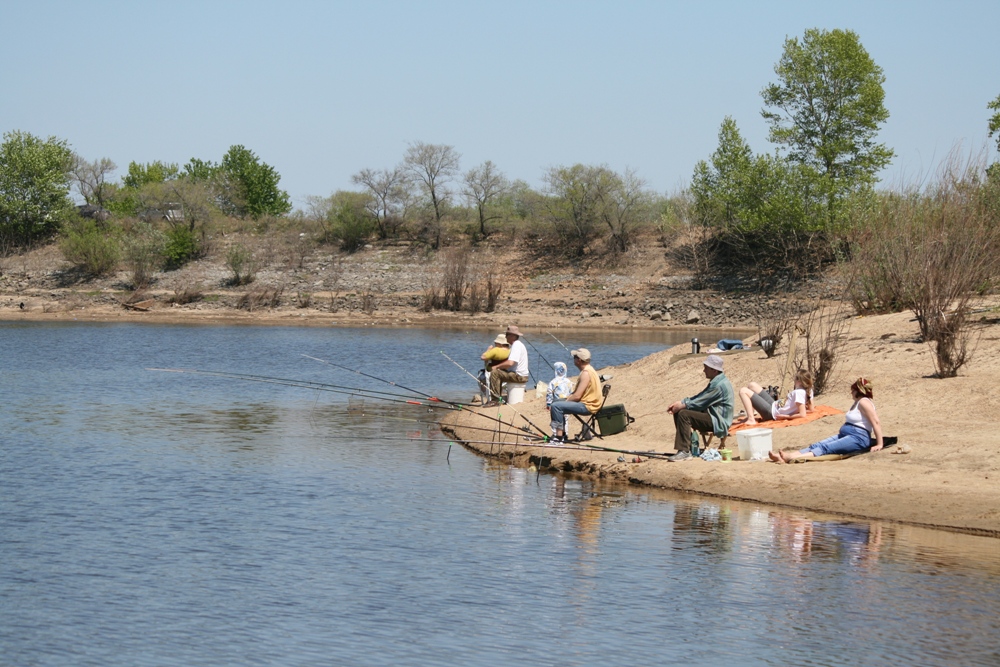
left=485, top=325, right=530, bottom=407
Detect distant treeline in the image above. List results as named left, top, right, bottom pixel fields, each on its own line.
left=2, top=29, right=998, bottom=296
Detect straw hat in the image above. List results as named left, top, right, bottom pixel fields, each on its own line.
left=493, top=334, right=507, bottom=345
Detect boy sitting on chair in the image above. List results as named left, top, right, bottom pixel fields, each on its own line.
left=548, top=348, right=602, bottom=443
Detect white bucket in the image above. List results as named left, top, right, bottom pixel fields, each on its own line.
left=506, top=384, right=526, bottom=405
left=736, top=428, right=773, bottom=461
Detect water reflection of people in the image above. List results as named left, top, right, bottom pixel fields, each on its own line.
left=769, top=511, right=884, bottom=565
left=672, top=501, right=734, bottom=555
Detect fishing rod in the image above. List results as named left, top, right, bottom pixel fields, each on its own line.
left=350, top=411, right=548, bottom=440
left=547, top=331, right=572, bottom=354
left=440, top=351, right=485, bottom=386
left=148, top=368, right=464, bottom=410
left=522, top=336, right=555, bottom=372
left=305, top=354, right=547, bottom=438
left=303, top=355, right=458, bottom=406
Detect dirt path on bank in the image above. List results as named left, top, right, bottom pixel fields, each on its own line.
left=443, top=309, right=1000, bottom=535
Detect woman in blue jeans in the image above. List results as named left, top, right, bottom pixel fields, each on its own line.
left=770, top=377, right=883, bottom=463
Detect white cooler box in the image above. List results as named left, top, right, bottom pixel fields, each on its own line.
left=737, top=428, right=773, bottom=461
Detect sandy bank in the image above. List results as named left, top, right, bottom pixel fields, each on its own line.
left=443, top=309, right=1000, bottom=535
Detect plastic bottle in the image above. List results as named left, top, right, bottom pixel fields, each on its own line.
left=690, top=431, right=701, bottom=457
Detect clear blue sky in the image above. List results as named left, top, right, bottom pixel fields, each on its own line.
left=3, top=0, right=997, bottom=208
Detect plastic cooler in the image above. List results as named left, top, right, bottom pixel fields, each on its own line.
left=736, top=428, right=773, bottom=461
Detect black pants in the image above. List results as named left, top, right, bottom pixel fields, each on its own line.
left=673, top=409, right=714, bottom=452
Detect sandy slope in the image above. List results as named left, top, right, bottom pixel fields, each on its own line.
left=443, top=309, right=1000, bottom=535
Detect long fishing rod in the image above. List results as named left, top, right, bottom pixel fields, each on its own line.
left=437, top=351, right=549, bottom=439
left=350, top=411, right=548, bottom=440
left=439, top=351, right=484, bottom=386
left=304, top=354, right=547, bottom=438
left=522, top=336, right=555, bottom=371
left=303, top=355, right=458, bottom=406
left=154, top=365, right=545, bottom=439
left=547, top=331, right=572, bottom=354
left=148, top=368, right=463, bottom=410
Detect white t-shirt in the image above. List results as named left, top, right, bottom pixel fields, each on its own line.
left=772, top=388, right=810, bottom=419
left=507, top=339, right=529, bottom=376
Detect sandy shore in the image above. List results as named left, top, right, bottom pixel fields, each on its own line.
left=442, top=308, right=1000, bottom=536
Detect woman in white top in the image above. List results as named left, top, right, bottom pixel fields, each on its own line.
left=771, top=377, right=883, bottom=463
left=738, top=370, right=813, bottom=426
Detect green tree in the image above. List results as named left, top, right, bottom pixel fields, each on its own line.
left=0, top=130, right=74, bottom=245
left=691, top=117, right=831, bottom=274
left=122, top=161, right=179, bottom=189
left=762, top=28, right=893, bottom=216
left=217, top=145, right=291, bottom=219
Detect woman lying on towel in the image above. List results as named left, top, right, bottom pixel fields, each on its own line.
left=738, top=370, right=813, bottom=426
left=770, top=377, right=883, bottom=463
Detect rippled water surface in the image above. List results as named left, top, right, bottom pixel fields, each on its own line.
left=2, top=322, right=998, bottom=666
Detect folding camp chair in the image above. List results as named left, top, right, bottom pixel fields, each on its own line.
left=573, top=383, right=611, bottom=441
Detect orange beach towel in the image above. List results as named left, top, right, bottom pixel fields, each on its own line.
left=728, top=404, right=843, bottom=435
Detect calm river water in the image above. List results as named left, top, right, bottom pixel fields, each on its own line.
left=2, top=322, right=998, bottom=666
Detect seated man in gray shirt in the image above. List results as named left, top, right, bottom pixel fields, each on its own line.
left=665, top=354, right=734, bottom=461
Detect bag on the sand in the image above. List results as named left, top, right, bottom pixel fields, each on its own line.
left=594, top=404, right=635, bottom=436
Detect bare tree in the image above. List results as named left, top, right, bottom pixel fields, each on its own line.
left=463, top=160, right=509, bottom=239
left=598, top=167, right=651, bottom=254
left=403, top=142, right=461, bottom=249
left=70, top=155, right=117, bottom=207
left=351, top=166, right=411, bottom=239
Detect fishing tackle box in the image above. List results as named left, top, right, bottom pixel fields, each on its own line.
left=595, top=404, right=634, bottom=436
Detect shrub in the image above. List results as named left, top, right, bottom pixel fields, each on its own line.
left=122, top=223, right=166, bottom=288
left=59, top=218, right=120, bottom=277
left=324, top=191, right=374, bottom=252
left=850, top=154, right=1000, bottom=377
left=226, top=243, right=258, bottom=285
left=236, top=285, right=282, bottom=311
left=163, top=225, right=201, bottom=270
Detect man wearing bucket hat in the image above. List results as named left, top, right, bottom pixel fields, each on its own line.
left=665, top=354, right=734, bottom=461
left=548, top=348, right=602, bottom=443
left=485, top=325, right=530, bottom=407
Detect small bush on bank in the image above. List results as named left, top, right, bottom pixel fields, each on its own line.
left=122, top=222, right=167, bottom=289
left=849, top=155, right=1000, bottom=377
left=60, top=218, right=121, bottom=277
left=163, top=225, right=202, bottom=270
left=226, top=243, right=258, bottom=285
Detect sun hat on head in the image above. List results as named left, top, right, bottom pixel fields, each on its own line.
left=505, top=325, right=522, bottom=338
left=703, top=354, right=725, bottom=372
left=493, top=334, right=507, bottom=345
left=571, top=348, right=591, bottom=362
